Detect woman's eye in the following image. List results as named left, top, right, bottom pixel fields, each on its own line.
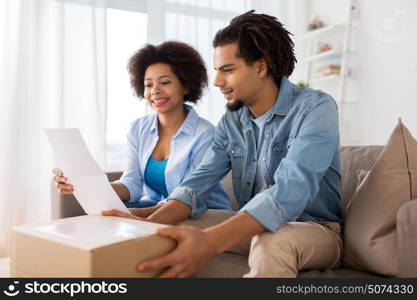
left=161, top=81, right=171, bottom=85
left=224, top=69, right=233, bottom=73
left=144, top=84, right=152, bottom=88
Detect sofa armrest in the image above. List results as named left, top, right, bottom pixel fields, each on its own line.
left=50, top=171, right=123, bottom=220
left=397, top=198, right=417, bottom=277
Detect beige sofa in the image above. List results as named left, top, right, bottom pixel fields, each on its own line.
left=51, top=146, right=417, bottom=278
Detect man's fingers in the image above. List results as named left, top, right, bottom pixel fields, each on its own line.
left=158, top=265, right=185, bottom=278
left=137, top=252, right=176, bottom=272
left=177, top=272, right=190, bottom=278
left=155, top=226, right=185, bottom=241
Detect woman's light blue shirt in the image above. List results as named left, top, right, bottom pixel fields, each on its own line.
left=116, top=104, right=232, bottom=210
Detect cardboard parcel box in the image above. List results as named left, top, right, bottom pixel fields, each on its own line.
left=11, top=214, right=177, bottom=277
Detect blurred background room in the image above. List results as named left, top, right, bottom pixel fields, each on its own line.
left=0, top=0, right=416, bottom=261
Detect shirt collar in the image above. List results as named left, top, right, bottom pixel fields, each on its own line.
left=150, top=104, right=198, bottom=137
left=240, top=77, right=295, bottom=126
left=273, top=77, right=294, bottom=116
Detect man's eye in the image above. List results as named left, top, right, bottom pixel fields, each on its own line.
left=223, top=69, right=233, bottom=73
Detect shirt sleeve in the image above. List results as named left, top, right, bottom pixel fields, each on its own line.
left=183, top=125, right=232, bottom=210
left=240, top=96, right=340, bottom=232
left=167, top=117, right=232, bottom=217
left=114, top=121, right=144, bottom=202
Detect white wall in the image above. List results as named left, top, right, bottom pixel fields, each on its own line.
left=306, top=0, right=417, bottom=145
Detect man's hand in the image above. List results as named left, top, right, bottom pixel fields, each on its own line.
left=137, top=226, right=218, bottom=278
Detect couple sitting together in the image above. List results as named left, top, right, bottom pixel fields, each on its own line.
left=53, top=10, right=343, bottom=278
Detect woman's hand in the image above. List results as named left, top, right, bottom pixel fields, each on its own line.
left=101, top=209, right=146, bottom=221
left=52, top=168, right=74, bottom=195
left=101, top=203, right=163, bottom=221
left=129, top=204, right=163, bottom=218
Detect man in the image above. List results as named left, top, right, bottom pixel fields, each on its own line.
left=104, top=10, right=343, bottom=278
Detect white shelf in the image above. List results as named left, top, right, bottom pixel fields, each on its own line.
left=309, top=74, right=341, bottom=85
left=301, top=0, right=357, bottom=104
left=300, top=23, right=346, bottom=40
left=300, top=49, right=341, bottom=63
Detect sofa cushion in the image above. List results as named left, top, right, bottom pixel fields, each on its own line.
left=299, top=268, right=380, bottom=278
left=355, top=169, right=370, bottom=191
left=194, top=253, right=249, bottom=278
left=340, top=146, right=383, bottom=211
left=343, top=120, right=417, bottom=276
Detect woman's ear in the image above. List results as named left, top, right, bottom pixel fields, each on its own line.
left=183, top=85, right=189, bottom=95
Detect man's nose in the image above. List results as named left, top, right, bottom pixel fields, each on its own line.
left=213, top=72, right=224, bottom=87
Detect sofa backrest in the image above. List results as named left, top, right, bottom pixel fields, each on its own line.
left=224, top=146, right=385, bottom=212
left=52, top=146, right=385, bottom=218
left=105, top=147, right=387, bottom=214
left=340, top=146, right=383, bottom=212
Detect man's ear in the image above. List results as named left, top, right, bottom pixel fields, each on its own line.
left=257, top=58, right=268, bottom=78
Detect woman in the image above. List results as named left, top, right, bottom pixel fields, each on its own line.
left=53, top=41, right=231, bottom=212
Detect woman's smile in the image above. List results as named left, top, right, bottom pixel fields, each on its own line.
left=151, top=97, right=169, bottom=107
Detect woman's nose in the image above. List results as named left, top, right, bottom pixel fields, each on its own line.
left=151, top=85, right=161, bottom=95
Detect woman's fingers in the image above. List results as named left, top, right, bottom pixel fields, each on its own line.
left=59, top=189, right=74, bottom=195
left=52, top=169, right=68, bottom=184
left=52, top=169, right=74, bottom=195
left=101, top=209, right=146, bottom=221
left=52, top=168, right=63, bottom=176
left=54, top=175, right=67, bottom=183
left=56, top=183, right=73, bottom=189
left=56, top=182, right=74, bottom=194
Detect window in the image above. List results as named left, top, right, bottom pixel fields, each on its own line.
left=104, top=0, right=253, bottom=171
left=105, top=8, right=148, bottom=171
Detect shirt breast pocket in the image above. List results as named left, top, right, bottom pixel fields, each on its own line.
left=227, top=143, right=246, bottom=178
left=271, top=144, right=289, bottom=164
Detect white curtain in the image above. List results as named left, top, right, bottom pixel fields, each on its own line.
left=0, top=0, right=107, bottom=258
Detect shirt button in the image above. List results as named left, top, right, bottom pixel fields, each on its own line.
left=262, top=158, right=266, bottom=161
left=266, top=134, right=271, bottom=138
left=231, top=150, right=235, bottom=154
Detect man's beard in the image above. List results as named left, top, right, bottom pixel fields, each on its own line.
left=226, top=99, right=244, bottom=111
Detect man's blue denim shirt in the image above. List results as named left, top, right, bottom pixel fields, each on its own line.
left=168, top=77, right=343, bottom=232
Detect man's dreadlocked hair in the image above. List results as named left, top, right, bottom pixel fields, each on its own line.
left=213, top=10, right=296, bottom=86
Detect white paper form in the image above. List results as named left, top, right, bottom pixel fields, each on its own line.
left=45, top=128, right=130, bottom=214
